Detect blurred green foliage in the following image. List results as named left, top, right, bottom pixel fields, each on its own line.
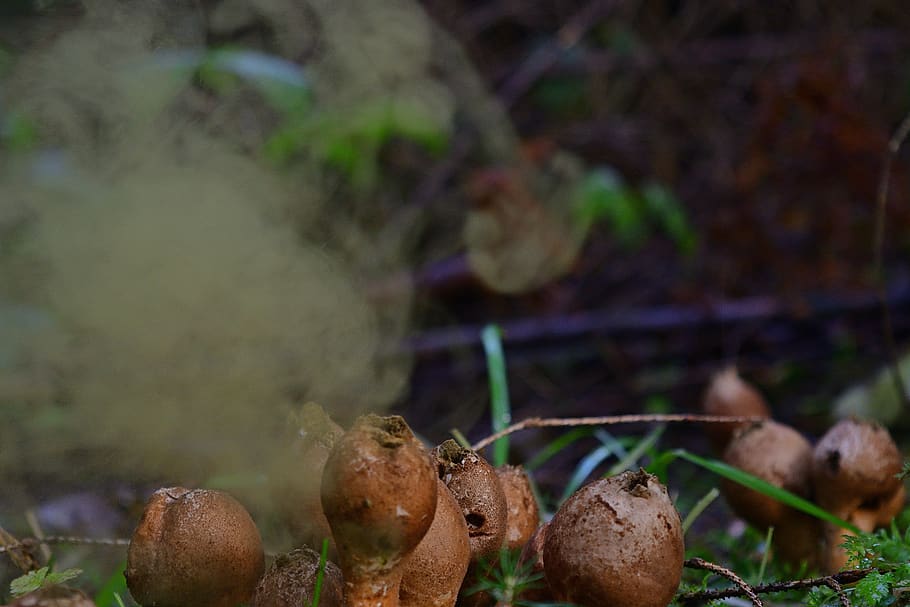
left=574, top=167, right=697, bottom=254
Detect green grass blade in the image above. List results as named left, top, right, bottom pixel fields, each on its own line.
left=524, top=427, right=594, bottom=471
left=673, top=449, right=860, bottom=533
left=606, top=424, right=665, bottom=476
left=311, top=537, right=330, bottom=607
left=482, top=324, right=511, bottom=466
left=559, top=443, right=614, bottom=503
left=681, top=487, right=720, bottom=534
left=93, top=562, right=129, bottom=607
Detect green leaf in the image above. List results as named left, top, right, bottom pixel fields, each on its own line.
left=10, top=567, right=49, bottom=598
left=10, top=566, right=83, bottom=599
left=854, top=570, right=893, bottom=607
left=672, top=449, right=861, bottom=533
left=524, top=427, right=594, bottom=471
left=44, top=568, right=82, bottom=586
left=482, top=324, right=511, bottom=466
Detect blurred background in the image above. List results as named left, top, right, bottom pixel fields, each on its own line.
left=1, top=0, right=909, bottom=598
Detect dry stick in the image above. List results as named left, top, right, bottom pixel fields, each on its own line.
left=471, top=413, right=764, bottom=452
left=685, top=557, right=763, bottom=607
left=677, top=568, right=873, bottom=604
left=873, top=109, right=910, bottom=410
left=0, top=536, right=130, bottom=555
left=825, top=576, right=852, bottom=607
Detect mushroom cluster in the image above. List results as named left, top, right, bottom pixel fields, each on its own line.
left=123, top=404, right=688, bottom=607
left=702, top=368, right=907, bottom=572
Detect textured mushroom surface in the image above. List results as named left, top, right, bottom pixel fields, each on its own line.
left=811, top=418, right=904, bottom=519
left=125, top=487, right=264, bottom=607
left=496, top=465, right=540, bottom=550
left=321, top=414, right=437, bottom=607
left=250, top=547, right=344, bottom=607
left=543, top=469, right=684, bottom=607
left=433, top=440, right=507, bottom=560
left=722, top=420, right=813, bottom=529
left=400, top=478, right=471, bottom=607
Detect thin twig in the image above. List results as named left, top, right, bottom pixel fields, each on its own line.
left=825, top=576, right=851, bottom=607
left=685, top=557, right=763, bottom=607
left=0, top=536, right=130, bottom=554
left=471, top=414, right=765, bottom=452
left=873, top=109, right=910, bottom=411
left=677, top=568, right=873, bottom=604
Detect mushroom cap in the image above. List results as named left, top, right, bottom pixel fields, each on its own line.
left=400, top=478, right=471, bottom=607
left=321, top=414, right=437, bottom=578
left=250, top=548, right=344, bottom=607
left=433, top=440, right=508, bottom=560
left=543, top=469, right=684, bottom=607
left=269, top=402, right=342, bottom=553
left=495, top=465, right=540, bottom=550
left=721, top=420, right=813, bottom=529
left=125, top=487, right=264, bottom=607
left=811, top=418, right=904, bottom=519
left=702, top=367, right=771, bottom=452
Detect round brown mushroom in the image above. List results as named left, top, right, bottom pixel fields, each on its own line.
left=400, top=478, right=472, bottom=607
left=702, top=367, right=772, bottom=452
left=321, top=414, right=437, bottom=607
left=250, top=547, right=344, bottom=607
left=495, top=465, right=540, bottom=550
left=811, top=418, right=904, bottom=525
left=432, top=440, right=508, bottom=560
left=543, top=469, right=684, bottom=607
left=125, top=487, right=264, bottom=607
left=721, top=420, right=813, bottom=530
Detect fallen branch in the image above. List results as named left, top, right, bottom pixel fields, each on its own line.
left=677, top=568, right=872, bottom=604
left=684, top=557, right=763, bottom=607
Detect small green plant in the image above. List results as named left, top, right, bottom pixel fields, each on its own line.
left=573, top=168, right=697, bottom=255
left=9, top=566, right=82, bottom=598
left=465, top=549, right=572, bottom=607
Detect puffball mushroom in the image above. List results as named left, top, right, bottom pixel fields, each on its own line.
left=702, top=367, right=771, bottom=452
left=721, top=420, right=813, bottom=530
left=270, top=402, right=343, bottom=553
left=125, top=487, right=264, bottom=607
left=250, top=547, right=344, bottom=607
left=433, top=440, right=508, bottom=559
left=495, top=465, right=540, bottom=550
left=400, top=478, right=472, bottom=607
left=543, top=469, right=684, bottom=607
left=321, top=414, right=437, bottom=607
left=811, top=418, right=904, bottom=527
